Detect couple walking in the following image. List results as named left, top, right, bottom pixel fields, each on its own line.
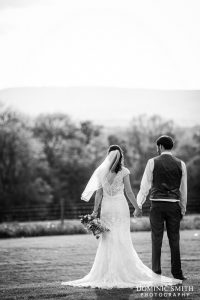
left=62, top=135, right=187, bottom=289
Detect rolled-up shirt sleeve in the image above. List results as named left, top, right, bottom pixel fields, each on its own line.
left=137, top=159, right=154, bottom=209
left=179, top=161, right=187, bottom=215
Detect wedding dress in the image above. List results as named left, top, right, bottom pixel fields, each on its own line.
left=61, top=166, right=182, bottom=289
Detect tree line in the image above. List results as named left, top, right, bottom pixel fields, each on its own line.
left=0, top=103, right=199, bottom=220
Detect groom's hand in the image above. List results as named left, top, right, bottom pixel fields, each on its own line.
left=133, top=208, right=142, bottom=218
left=180, top=209, right=185, bottom=220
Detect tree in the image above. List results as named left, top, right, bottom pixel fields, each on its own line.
left=0, top=107, right=52, bottom=212
left=80, top=121, right=102, bottom=145
left=33, top=114, right=106, bottom=208
left=33, top=113, right=80, bottom=166
left=187, top=128, right=200, bottom=203
left=127, top=115, right=175, bottom=179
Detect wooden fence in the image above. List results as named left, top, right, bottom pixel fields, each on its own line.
left=0, top=197, right=199, bottom=223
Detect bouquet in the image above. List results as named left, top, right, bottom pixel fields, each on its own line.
left=80, top=214, right=110, bottom=239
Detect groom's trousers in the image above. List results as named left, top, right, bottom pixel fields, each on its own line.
left=149, top=201, right=183, bottom=277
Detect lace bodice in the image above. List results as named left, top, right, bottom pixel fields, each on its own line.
left=103, top=167, right=130, bottom=197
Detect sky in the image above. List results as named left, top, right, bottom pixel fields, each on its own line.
left=0, top=0, right=200, bottom=90
left=0, top=1, right=199, bottom=128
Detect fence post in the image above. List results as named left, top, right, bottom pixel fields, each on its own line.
left=60, top=198, right=64, bottom=226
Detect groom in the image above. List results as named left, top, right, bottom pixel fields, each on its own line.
left=136, top=135, right=187, bottom=280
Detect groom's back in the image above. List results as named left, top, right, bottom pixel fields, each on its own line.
left=150, top=154, right=182, bottom=200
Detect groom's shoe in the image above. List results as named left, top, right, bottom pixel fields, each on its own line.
left=173, top=274, right=187, bottom=280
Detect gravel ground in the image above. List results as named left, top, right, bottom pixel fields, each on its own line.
left=0, top=230, right=199, bottom=300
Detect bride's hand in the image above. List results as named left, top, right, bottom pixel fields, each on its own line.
left=91, top=211, right=98, bottom=218
left=133, top=208, right=142, bottom=218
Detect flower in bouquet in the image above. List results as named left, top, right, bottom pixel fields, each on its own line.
left=80, top=214, right=110, bottom=239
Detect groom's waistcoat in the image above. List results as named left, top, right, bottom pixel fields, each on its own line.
left=150, top=154, right=182, bottom=200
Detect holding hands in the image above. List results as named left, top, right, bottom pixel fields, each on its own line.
left=133, top=207, right=142, bottom=218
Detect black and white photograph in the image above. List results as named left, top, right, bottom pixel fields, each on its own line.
left=0, top=0, right=200, bottom=299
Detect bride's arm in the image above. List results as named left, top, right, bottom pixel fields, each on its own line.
left=91, top=188, right=103, bottom=217
left=124, top=175, right=141, bottom=211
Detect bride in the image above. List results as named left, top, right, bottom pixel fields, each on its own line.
left=61, top=145, right=182, bottom=289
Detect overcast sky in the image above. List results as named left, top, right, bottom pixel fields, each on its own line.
left=0, top=0, right=200, bottom=90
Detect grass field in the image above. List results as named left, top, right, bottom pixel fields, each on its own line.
left=0, top=230, right=199, bottom=300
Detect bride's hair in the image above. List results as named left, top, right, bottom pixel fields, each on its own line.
left=108, top=145, right=124, bottom=173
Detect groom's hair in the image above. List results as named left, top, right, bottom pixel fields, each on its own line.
left=156, top=135, right=174, bottom=150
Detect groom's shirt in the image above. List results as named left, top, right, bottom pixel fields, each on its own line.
left=137, top=152, right=187, bottom=215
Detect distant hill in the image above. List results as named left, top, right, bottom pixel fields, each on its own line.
left=0, top=87, right=199, bottom=128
